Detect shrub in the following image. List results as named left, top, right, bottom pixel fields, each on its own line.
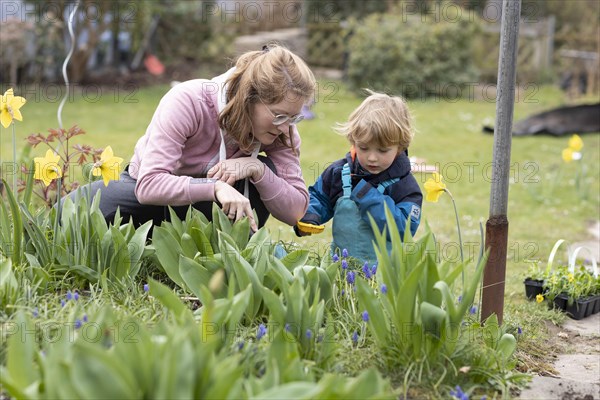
left=346, top=13, right=480, bottom=99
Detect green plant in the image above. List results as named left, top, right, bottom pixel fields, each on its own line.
left=524, top=260, right=546, bottom=281
left=346, top=13, right=479, bottom=98
left=21, top=192, right=153, bottom=286
left=21, top=125, right=103, bottom=207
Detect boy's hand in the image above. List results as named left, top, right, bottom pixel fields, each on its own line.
left=294, top=221, right=325, bottom=237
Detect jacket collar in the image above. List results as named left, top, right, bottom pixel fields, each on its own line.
left=344, top=149, right=412, bottom=184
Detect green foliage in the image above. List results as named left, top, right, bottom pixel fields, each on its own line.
left=0, top=258, right=18, bottom=312
left=0, top=178, right=24, bottom=266
left=153, top=1, right=234, bottom=64
left=350, top=206, right=519, bottom=395
left=346, top=13, right=479, bottom=98
left=0, top=280, right=394, bottom=399
left=21, top=192, right=152, bottom=286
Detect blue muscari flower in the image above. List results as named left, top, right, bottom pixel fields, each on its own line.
left=346, top=270, right=355, bottom=285
left=469, top=305, right=477, bottom=315
left=332, top=254, right=339, bottom=262
left=457, top=295, right=463, bottom=303
left=256, top=324, right=267, bottom=340
left=143, top=283, right=149, bottom=292
left=66, top=291, right=73, bottom=301
left=362, top=262, right=371, bottom=279
left=74, top=319, right=82, bottom=329
left=285, top=323, right=291, bottom=332
left=238, top=341, right=244, bottom=351
left=371, top=263, right=377, bottom=275
left=449, top=385, right=469, bottom=400
left=362, top=310, right=369, bottom=322
left=306, top=329, right=312, bottom=340
left=60, top=299, right=66, bottom=308
left=342, top=248, right=348, bottom=258
left=341, top=289, right=345, bottom=296
left=83, top=314, right=88, bottom=323
left=352, top=331, right=359, bottom=343
left=73, top=291, right=79, bottom=301
left=380, top=284, right=388, bottom=295
left=341, top=259, right=348, bottom=270
left=32, top=307, right=38, bottom=318
left=517, top=327, right=522, bottom=335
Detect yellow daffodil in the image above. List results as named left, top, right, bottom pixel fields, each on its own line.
left=92, top=146, right=123, bottom=186
left=34, top=150, right=62, bottom=187
left=568, top=134, right=583, bottom=152
left=0, top=88, right=27, bottom=128
left=562, top=147, right=574, bottom=163
left=424, top=172, right=447, bottom=202
left=536, top=294, right=544, bottom=303
left=562, top=147, right=582, bottom=163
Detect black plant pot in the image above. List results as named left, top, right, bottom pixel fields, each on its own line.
left=592, top=295, right=600, bottom=315
left=524, top=278, right=544, bottom=300
left=551, top=293, right=569, bottom=311
left=565, top=298, right=591, bottom=320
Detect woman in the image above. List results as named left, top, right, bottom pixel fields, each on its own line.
left=87, top=44, right=316, bottom=232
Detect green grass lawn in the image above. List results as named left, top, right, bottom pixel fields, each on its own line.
left=2, top=81, right=598, bottom=307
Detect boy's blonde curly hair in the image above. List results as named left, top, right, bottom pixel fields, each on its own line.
left=335, top=90, right=414, bottom=151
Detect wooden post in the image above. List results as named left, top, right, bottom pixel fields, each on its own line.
left=481, top=0, right=521, bottom=325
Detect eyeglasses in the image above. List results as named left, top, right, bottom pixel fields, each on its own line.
left=259, top=98, right=304, bottom=126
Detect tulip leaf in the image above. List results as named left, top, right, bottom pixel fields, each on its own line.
left=149, top=279, right=191, bottom=321
left=152, top=226, right=186, bottom=287
left=190, top=227, right=214, bottom=257
left=356, top=279, right=390, bottom=347
left=179, top=255, right=213, bottom=300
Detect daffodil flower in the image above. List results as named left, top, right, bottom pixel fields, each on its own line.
left=562, top=147, right=582, bottom=163
left=562, top=134, right=584, bottom=163
left=424, top=172, right=465, bottom=285
left=34, top=150, right=63, bottom=187
left=568, top=134, right=583, bottom=152
left=0, top=88, right=27, bottom=128
left=92, top=146, right=123, bottom=186
left=536, top=294, right=544, bottom=303
left=424, top=172, right=447, bottom=202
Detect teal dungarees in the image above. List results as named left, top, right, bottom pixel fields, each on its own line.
left=331, top=163, right=398, bottom=263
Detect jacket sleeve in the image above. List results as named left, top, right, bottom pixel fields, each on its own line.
left=251, top=126, right=309, bottom=226
left=134, top=83, right=217, bottom=206
left=350, top=179, right=422, bottom=239
left=300, top=174, right=334, bottom=225
left=300, top=160, right=343, bottom=226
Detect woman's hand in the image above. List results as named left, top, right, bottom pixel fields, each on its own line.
left=214, top=181, right=258, bottom=232
left=207, top=157, right=265, bottom=186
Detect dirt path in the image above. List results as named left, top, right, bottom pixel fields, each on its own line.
left=518, top=307, right=600, bottom=399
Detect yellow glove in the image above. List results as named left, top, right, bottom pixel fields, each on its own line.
left=295, top=221, right=325, bottom=236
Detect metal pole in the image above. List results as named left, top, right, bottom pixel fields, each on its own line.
left=481, top=0, right=521, bottom=325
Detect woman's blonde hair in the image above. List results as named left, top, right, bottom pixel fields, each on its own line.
left=219, top=44, right=316, bottom=152
left=335, top=90, right=414, bottom=151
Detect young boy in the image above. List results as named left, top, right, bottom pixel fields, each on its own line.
left=294, top=91, right=422, bottom=263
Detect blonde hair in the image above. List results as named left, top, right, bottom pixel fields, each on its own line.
left=335, top=90, right=414, bottom=151
left=219, top=44, right=316, bottom=152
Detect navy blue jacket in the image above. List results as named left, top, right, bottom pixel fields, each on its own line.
left=301, top=151, right=422, bottom=238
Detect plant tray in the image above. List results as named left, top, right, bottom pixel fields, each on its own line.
left=524, top=278, right=545, bottom=300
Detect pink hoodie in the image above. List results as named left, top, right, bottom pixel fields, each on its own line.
left=128, top=71, right=308, bottom=226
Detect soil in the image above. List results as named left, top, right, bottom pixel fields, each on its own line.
left=518, top=312, right=600, bottom=399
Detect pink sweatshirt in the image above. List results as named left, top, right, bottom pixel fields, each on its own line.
left=128, top=73, right=309, bottom=226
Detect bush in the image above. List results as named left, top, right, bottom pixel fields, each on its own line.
left=346, top=13, right=480, bottom=99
